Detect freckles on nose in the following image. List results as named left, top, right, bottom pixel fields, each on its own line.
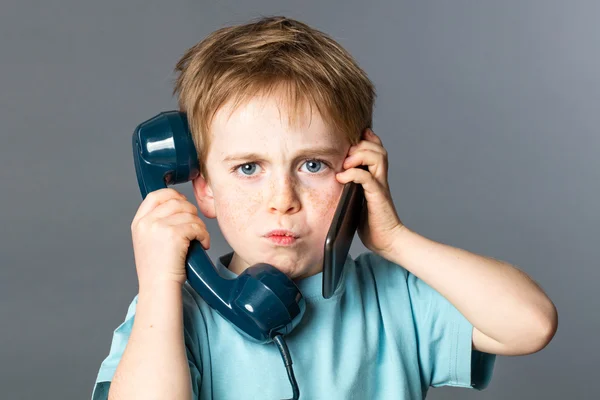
left=270, top=175, right=299, bottom=200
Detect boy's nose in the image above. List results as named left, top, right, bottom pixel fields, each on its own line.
left=267, top=174, right=301, bottom=215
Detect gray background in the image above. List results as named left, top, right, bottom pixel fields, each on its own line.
left=1, top=0, right=597, bottom=399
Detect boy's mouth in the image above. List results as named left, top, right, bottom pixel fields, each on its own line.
left=264, top=229, right=299, bottom=246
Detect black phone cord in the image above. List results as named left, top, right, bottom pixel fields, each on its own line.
left=273, top=334, right=300, bottom=400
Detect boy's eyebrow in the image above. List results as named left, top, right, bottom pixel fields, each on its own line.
left=222, top=146, right=344, bottom=163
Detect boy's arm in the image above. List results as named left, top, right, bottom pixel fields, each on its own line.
left=382, top=225, right=558, bottom=356
left=102, top=188, right=207, bottom=399
left=337, top=128, right=556, bottom=356
left=108, top=281, right=192, bottom=400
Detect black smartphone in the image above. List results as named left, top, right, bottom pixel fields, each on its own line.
left=322, top=167, right=366, bottom=298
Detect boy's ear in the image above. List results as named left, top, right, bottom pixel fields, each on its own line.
left=191, top=174, right=217, bottom=219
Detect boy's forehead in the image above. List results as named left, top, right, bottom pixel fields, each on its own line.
left=213, top=93, right=332, bottom=132
left=208, top=93, right=347, bottom=156
left=212, top=134, right=347, bottom=162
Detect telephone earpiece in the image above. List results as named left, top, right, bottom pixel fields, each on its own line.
left=132, top=111, right=306, bottom=343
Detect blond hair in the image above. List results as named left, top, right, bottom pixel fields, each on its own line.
left=173, top=16, right=376, bottom=178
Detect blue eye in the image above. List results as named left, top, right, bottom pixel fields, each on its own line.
left=302, top=159, right=326, bottom=173
left=237, top=163, right=259, bottom=176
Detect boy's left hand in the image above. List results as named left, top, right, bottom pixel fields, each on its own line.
left=336, top=129, right=404, bottom=257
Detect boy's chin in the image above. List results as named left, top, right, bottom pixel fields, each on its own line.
left=276, top=263, right=323, bottom=281
left=231, top=251, right=323, bottom=280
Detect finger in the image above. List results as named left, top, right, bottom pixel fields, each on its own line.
left=160, top=212, right=210, bottom=249
left=133, top=188, right=186, bottom=222
left=335, top=167, right=381, bottom=196
left=347, top=139, right=387, bottom=157
left=181, top=218, right=211, bottom=249
left=149, top=197, right=198, bottom=220
left=162, top=212, right=206, bottom=230
left=364, top=129, right=382, bottom=145
left=343, top=149, right=388, bottom=182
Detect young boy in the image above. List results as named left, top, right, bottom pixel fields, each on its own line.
left=92, top=16, right=557, bottom=400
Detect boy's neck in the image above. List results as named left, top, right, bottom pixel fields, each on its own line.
left=227, top=252, right=324, bottom=282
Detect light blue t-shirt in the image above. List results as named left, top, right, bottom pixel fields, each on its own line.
left=92, top=251, right=495, bottom=399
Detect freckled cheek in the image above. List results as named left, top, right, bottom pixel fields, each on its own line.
left=214, top=189, right=263, bottom=233
left=306, top=187, right=342, bottom=235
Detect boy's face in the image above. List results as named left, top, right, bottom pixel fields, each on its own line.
left=192, top=91, right=351, bottom=281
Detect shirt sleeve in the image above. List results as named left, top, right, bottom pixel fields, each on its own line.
left=90, top=287, right=203, bottom=399
left=406, top=272, right=496, bottom=390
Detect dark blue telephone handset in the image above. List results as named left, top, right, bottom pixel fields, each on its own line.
left=132, top=111, right=364, bottom=345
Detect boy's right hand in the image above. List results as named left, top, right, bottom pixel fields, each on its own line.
left=131, top=188, right=210, bottom=289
